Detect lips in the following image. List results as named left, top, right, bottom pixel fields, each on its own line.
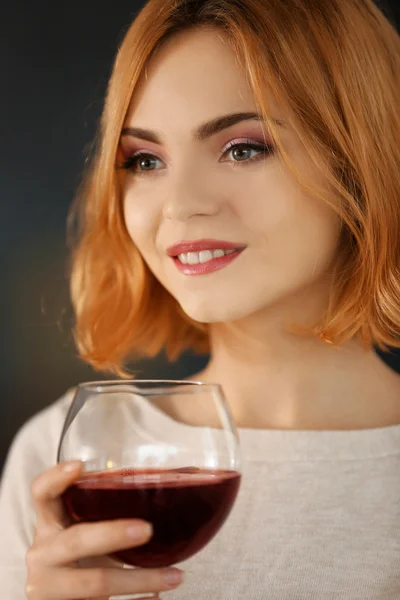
left=166, top=239, right=245, bottom=257
left=166, top=239, right=246, bottom=276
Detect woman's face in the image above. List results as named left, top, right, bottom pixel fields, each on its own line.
left=121, top=28, right=341, bottom=324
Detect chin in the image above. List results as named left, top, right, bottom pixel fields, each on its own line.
left=177, top=294, right=258, bottom=324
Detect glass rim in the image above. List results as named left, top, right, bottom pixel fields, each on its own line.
left=57, top=379, right=240, bottom=467
left=76, top=379, right=223, bottom=395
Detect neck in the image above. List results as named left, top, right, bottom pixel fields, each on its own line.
left=193, top=311, right=400, bottom=431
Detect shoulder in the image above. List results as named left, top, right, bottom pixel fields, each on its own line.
left=0, top=388, right=76, bottom=573
left=1, top=388, right=75, bottom=487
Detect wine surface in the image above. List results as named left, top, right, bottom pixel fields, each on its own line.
left=63, top=467, right=241, bottom=567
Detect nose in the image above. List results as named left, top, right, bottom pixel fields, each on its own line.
left=162, top=170, right=221, bottom=222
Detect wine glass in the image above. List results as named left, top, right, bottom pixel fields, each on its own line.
left=57, top=380, right=241, bottom=571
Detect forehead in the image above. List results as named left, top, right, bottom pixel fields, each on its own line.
left=124, top=28, right=258, bottom=128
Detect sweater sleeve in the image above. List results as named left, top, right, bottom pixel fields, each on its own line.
left=0, top=393, right=73, bottom=599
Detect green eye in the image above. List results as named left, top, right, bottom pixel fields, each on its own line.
left=120, top=153, right=162, bottom=173
left=221, top=141, right=274, bottom=164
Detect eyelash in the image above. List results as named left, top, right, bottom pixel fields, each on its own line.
left=119, top=140, right=275, bottom=176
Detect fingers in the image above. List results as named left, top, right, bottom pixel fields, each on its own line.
left=31, top=461, right=82, bottom=535
left=31, top=519, right=153, bottom=565
left=25, top=566, right=183, bottom=600
left=28, top=462, right=184, bottom=600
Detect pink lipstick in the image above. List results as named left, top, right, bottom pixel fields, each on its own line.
left=166, top=239, right=246, bottom=276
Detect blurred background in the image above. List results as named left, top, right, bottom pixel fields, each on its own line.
left=1, top=0, right=399, bottom=470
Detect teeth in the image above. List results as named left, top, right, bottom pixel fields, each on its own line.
left=177, top=249, right=237, bottom=265
left=199, top=250, right=214, bottom=263
left=187, top=252, right=200, bottom=265
left=213, top=249, right=225, bottom=258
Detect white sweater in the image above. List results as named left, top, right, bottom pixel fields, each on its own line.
left=1, top=389, right=400, bottom=599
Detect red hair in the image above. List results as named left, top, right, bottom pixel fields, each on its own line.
left=69, top=0, right=400, bottom=373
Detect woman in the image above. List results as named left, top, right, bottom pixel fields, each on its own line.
left=1, top=0, right=400, bottom=597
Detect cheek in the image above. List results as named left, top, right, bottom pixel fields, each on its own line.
left=230, top=171, right=302, bottom=239
left=233, top=171, right=340, bottom=271
left=123, top=192, right=158, bottom=255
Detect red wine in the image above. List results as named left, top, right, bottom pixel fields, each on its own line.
left=62, top=467, right=241, bottom=568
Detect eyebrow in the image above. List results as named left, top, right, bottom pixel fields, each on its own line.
left=120, top=111, right=285, bottom=145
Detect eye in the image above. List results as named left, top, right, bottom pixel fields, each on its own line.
left=118, top=139, right=275, bottom=175
left=220, top=140, right=275, bottom=165
left=119, top=152, right=164, bottom=174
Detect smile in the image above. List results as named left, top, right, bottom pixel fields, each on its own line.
left=172, top=248, right=244, bottom=276
left=178, top=248, right=236, bottom=264
left=166, top=238, right=246, bottom=276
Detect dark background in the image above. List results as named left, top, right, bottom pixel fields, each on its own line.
left=1, top=1, right=399, bottom=470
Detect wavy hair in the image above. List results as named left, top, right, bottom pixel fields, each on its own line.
left=69, top=0, right=400, bottom=373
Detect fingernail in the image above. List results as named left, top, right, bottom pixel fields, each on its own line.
left=163, top=568, right=183, bottom=588
left=62, top=460, right=82, bottom=472
left=126, top=522, right=153, bottom=540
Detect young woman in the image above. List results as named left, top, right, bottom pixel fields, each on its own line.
left=1, top=0, right=400, bottom=598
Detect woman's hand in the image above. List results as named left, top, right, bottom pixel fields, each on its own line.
left=25, top=460, right=183, bottom=600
